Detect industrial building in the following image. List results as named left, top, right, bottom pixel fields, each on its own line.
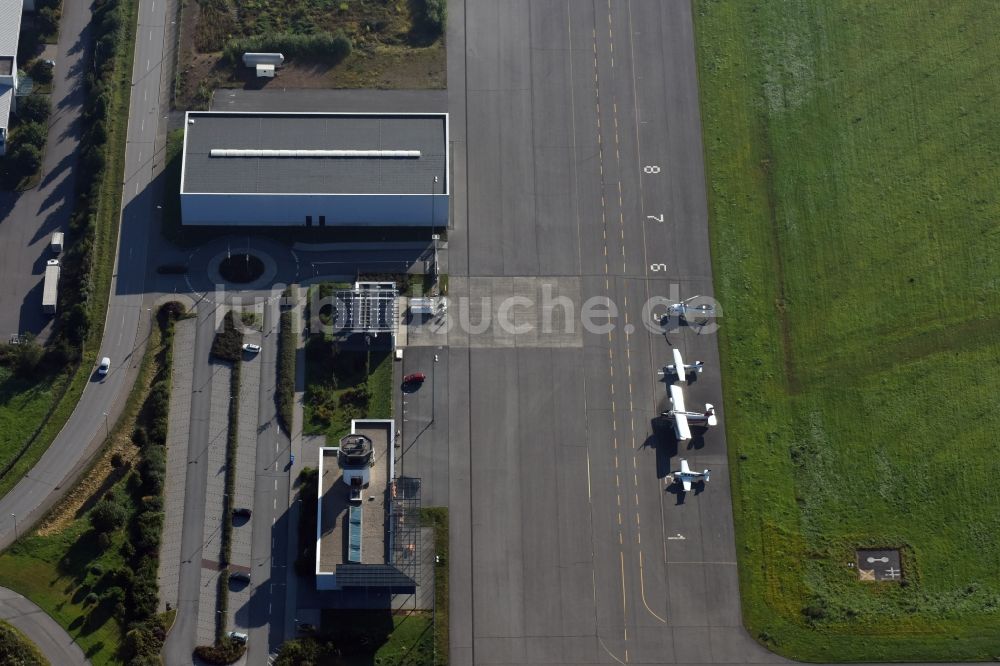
left=180, top=111, right=449, bottom=227
left=315, top=420, right=420, bottom=593
left=0, top=0, right=25, bottom=156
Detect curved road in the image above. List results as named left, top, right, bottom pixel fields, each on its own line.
left=0, top=587, right=88, bottom=665
left=0, top=0, right=164, bottom=550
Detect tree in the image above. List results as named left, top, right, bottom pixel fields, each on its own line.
left=16, top=95, right=49, bottom=124
left=28, top=59, right=53, bottom=85
left=37, top=6, right=60, bottom=36
left=89, top=497, right=128, bottom=533
left=9, top=143, right=41, bottom=174
left=13, top=121, right=46, bottom=150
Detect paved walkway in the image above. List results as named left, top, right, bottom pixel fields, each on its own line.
left=0, top=587, right=88, bottom=665
left=158, top=317, right=197, bottom=613
left=230, top=316, right=262, bottom=632
left=196, top=360, right=232, bottom=646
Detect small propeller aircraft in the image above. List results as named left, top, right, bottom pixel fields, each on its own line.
left=666, top=458, right=711, bottom=493
left=662, top=384, right=717, bottom=442
left=659, top=348, right=704, bottom=383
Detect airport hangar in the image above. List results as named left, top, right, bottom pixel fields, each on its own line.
left=179, top=111, right=449, bottom=226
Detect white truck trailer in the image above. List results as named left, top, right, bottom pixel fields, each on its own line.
left=42, top=259, right=60, bottom=314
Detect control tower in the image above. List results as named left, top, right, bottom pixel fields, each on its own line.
left=338, top=433, right=373, bottom=502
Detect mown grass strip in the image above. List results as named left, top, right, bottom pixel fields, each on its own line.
left=421, top=507, right=449, bottom=665
left=694, top=0, right=1000, bottom=660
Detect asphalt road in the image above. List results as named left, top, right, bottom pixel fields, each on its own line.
left=446, top=0, right=785, bottom=663
left=162, top=305, right=216, bottom=664
left=247, top=296, right=292, bottom=664
left=0, top=0, right=89, bottom=342
left=0, top=587, right=87, bottom=665
left=0, top=0, right=165, bottom=551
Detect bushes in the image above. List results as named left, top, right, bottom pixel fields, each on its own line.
left=90, top=494, right=128, bottom=533
left=114, top=302, right=182, bottom=665
left=134, top=511, right=163, bottom=552
left=14, top=121, right=46, bottom=150
left=28, top=59, right=53, bottom=85
left=294, top=467, right=318, bottom=576
left=277, top=310, right=295, bottom=433
left=37, top=6, right=61, bottom=37
left=221, top=32, right=351, bottom=66
left=275, top=637, right=331, bottom=665
left=7, top=143, right=41, bottom=175
left=194, top=637, right=247, bottom=665
left=211, top=311, right=243, bottom=362
left=419, top=0, right=447, bottom=35
left=16, top=94, right=49, bottom=124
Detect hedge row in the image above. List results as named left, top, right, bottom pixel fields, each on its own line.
left=211, top=311, right=243, bottom=362
left=294, top=467, right=317, bottom=576
left=53, top=0, right=134, bottom=353
left=221, top=31, right=351, bottom=66
left=194, top=636, right=246, bottom=665
left=119, top=303, right=186, bottom=666
left=277, top=308, right=295, bottom=433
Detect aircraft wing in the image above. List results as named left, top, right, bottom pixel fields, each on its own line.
left=682, top=478, right=692, bottom=492
left=680, top=458, right=691, bottom=474
left=669, top=384, right=687, bottom=411
left=673, top=349, right=685, bottom=381
left=673, top=412, right=691, bottom=441
left=670, top=385, right=692, bottom=441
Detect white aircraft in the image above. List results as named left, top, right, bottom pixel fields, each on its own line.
left=662, top=296, right=715, bottom=324
left=663, top=384, right=717, bottom=442
left=660, top=348, right=704, bottom=383
left=666, top=458, right=711, bottom=492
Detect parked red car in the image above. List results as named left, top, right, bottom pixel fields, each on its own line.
left=402, top=372, right=427, bottom=385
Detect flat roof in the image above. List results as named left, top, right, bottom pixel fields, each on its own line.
left=181, top=111, right=448, bottom=195
left=0, top=0, right=22, bottom=58
left=0, top=85, right=12, bottom=131
left=318, top=423, right=391, bottom=572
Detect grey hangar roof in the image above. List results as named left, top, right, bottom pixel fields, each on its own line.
left=181, top=112, right=447, bottom=195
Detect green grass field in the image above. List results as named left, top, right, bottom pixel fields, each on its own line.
left=0, top=523, right=127, bottom=665
left=0, top=368, right=63, bottom=479
left=695, top=0, right=1000, bottom=660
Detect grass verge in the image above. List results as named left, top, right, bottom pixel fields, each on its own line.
left=694, top=0, right=1000, bottom=660
left=0, top=303, right=185, bottom=665
left=422, top=507, right=449, bottom=665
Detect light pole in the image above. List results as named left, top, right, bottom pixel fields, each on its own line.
left=10, top=514, right=16, bottom=540
left=102, top=412, right=110, bottom=438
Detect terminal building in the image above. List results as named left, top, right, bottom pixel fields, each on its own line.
left=180, top=111, right=449, bottom=227
left=315, top=420, right=420, bottom=593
